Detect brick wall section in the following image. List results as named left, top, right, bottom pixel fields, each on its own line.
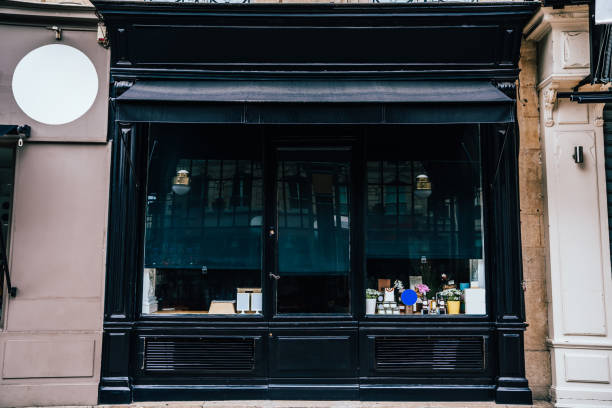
left=517, top=38, right=551, bottom=401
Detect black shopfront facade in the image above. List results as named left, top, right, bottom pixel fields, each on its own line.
left=94, top=1, right=538, bottom=405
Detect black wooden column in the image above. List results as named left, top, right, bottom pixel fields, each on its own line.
left=485, top=122, right=532, bottom=405
left=99, top=119, right=145, bottom=404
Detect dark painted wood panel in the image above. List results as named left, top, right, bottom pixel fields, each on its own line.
left=128, top=25, right=499, bottom=66
left=94, top=2, right=537, bottom=77
left=269, top=331, right=358, bottom=378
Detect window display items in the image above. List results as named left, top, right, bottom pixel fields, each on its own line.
left=441, top=288, right=462, bottom=314
left=377, top=278, right=391, bottom=292
left=208, top=300, right=236, bottom=314
left=400, top=289, right=418, bottom=307
left=415, top=283, right=430, bottom=299
left=408, top=276, right=422, bottom=291
left=236, top=291, right=250, bottom=314
left=237, top=288, right=262, bottom=314
left=383, top=287, right=395, bottom=302
left=365, top=289, right=379, bottom=315
left=251, top=291, right=262, bottom=313
left=393, top=279, right=404, bottom=303
left=464, top=287, right=486, bottom=315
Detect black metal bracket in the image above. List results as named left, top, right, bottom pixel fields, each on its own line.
left=0, top=223, right=16, bottom=297
left=558, top=91, right=612, bottom=103
left=0, top=124, right=30, bottom=143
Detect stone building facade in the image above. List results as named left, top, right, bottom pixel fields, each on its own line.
left=524, top=2, right=612, bottom=407
left=3, top=0, right=608, bottom=407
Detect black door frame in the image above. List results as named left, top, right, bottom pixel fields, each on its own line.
left=263, top=132, right=361, bottom=398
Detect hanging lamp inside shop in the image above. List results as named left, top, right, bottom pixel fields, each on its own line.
left=172, top=169, right=191, bottom=195
left=415, top=173, right=432, bottom=198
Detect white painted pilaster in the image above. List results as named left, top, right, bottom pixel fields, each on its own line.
left=525, top=5, right=612, bottom=407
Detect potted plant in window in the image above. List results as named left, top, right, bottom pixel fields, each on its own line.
left=441, top=288, right=463, bottom=314
left=366, top=289, right=379, bottom=315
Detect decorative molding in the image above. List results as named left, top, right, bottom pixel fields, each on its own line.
left=524, top=6, right=589, bottom=41
left=494, top=81, right=517, bottom=99
left=562, top=31, right=590, bottom=69
left=113, top=80, right=133, bottom=98
left=588, top=85, right=611, bottom=127
left=544, top=87, right=558, bottom=127
left=595, top=104, right=605, bottom=127
left=547, top=339, right=612, bottom=350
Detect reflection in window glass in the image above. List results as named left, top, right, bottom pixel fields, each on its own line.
left=0, top=146, right=14, bottom=327
left=143, top=129, right=262, bottom=315
left=276, top=157, right=350, bottom=314
left=365, top=127, right=486, bottom=316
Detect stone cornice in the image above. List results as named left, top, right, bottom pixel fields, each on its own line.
left=524, top=4, right=589, bottom=42
left=0, top=0, right=98, bottom=27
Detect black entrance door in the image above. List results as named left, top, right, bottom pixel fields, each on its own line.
left=265, top=143, right=360, bottom=399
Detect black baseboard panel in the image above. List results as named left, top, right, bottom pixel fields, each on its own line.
left=495, top=387, right=533, bottom=405
left=268, top=384, right=359, bottom=400
left=132, top=385, right=268, bottom=401
left=102, top=383, right=536, bottom=404
left=99, top=386, right=132, bottom=405
left=359, top=384, right=495, bottom=401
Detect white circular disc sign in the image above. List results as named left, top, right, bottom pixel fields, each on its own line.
left=12, top=44, right=98, bottom=125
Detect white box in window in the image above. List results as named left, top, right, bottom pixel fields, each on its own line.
left=464, top=288, right=486, bottom=315
left=236, top=292, right=250, bottom=314
left=250, top=292, right=262, bottom=313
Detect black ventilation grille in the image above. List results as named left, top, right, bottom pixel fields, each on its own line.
left=375, top=336, right=485, bottom=372
left=144, top=337, right=255, bottom=373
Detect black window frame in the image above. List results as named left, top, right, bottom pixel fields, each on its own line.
left=126, top=123, right=502, bottom=324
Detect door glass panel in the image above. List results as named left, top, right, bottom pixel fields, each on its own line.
left=276, top=155, right=350, bottom=314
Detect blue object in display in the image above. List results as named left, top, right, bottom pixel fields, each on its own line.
left=401, top=289, right=418, bottom=306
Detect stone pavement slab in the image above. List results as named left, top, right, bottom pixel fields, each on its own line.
left=88, top=400, right=553, bottom=408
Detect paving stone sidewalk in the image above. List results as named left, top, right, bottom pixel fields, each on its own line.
left=89, top=400, right=553, bottom=408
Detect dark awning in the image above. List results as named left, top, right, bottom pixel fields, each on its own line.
left=115, top=80, right=514, bottom=125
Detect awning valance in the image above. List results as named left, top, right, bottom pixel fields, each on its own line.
left=115, top=80, right=514, bottom=125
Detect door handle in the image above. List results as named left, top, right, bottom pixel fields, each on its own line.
left=269, top=273, right=281, bottom=280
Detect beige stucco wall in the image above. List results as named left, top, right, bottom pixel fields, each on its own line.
left=0, top=143, right=111, bottom=408
left=0, top=5, right=109, bottom=142
left=0, top=2, right=111, bottom=406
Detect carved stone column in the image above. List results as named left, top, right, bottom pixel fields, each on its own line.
left=525, top=5, right=612, bottom=407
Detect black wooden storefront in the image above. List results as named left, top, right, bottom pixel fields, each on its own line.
left=94, top=2, right=538, bottom=405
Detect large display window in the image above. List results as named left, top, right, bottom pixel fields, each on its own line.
left=140, top=125, right=488, bottom=317
left=142, top=130, right=263, bottom=315
left=364, top=127, right=486, bottom=316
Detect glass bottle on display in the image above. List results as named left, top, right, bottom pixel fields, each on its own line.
left=422, top=296, right=429, bottom=315
left=439, top=299, right=446, bottom=314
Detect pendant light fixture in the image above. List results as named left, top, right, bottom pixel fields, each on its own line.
left=415, top=173, right=432, bottom=198
left=172, top=169, right=191, bottom=195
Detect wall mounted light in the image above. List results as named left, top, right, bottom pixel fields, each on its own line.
left=573, top=146, right=584, bottom=164
left=172, top=169, right=191, bottom=195
left=415, top=174, right=432, bottom=198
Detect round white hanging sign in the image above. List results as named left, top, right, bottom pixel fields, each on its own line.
left=12, top=44, right=98, bottom=125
